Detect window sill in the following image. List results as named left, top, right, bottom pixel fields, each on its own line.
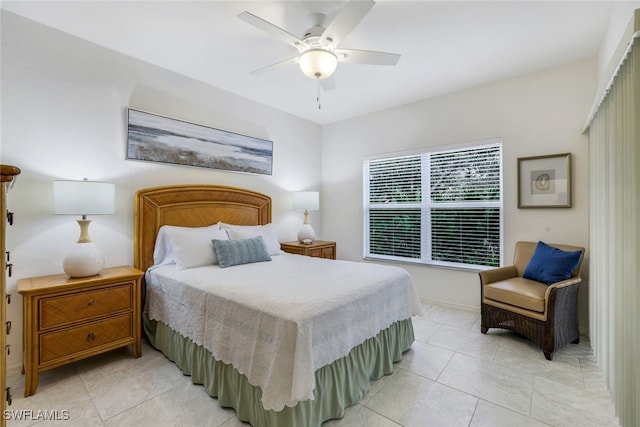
left=363, top=256, right=489, bottom=272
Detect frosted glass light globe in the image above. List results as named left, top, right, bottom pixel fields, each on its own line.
left=299, top=49, right=338, bottom=79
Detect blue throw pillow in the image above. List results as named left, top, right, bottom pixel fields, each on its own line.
left=523, top=241, right=582, bottom=285
left=212, top=236, right=272, bottom=268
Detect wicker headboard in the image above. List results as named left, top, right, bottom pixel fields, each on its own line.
left=134, top=185, right=272, bottom=272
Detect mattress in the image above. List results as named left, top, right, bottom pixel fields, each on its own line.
left=145, top=254, right=422, bottom=411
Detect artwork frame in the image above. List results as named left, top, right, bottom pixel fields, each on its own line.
left=127, top=108, right=273, bottom=175
left=517, top=153, right=571, bottom=208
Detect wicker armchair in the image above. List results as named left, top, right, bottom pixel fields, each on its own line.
left=479, top=241, right=585, bottom=360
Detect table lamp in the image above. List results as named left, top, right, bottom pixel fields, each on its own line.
left=53, top=179, right=115, bottom=277
left=293, top=191, right=319, bottom=244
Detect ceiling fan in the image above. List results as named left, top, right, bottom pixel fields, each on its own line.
left=237, top=0, right=401, bottom=82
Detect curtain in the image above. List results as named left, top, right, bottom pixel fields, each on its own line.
left=587, top=24, right=639, bottom=427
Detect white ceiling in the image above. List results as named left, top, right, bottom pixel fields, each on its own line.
left=1, top=1, right=619, bottom=124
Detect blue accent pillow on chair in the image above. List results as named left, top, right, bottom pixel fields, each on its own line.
left=523, top=241, right=582, bottom=285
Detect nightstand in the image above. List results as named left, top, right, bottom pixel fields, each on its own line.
left=280, top=240, right=336, bottom=260
left=18, top=266, right=143, bottom=397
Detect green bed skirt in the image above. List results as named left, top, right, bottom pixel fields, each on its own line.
left=143, top=314, right=414, bottom=427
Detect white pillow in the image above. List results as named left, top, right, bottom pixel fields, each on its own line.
left=153, top=226, right=176, bottom=266
left=155, top=224, right=228, bottom=268
left=222, top=223, right=284, bottom=255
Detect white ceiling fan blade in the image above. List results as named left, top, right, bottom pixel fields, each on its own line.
left=238, top=11, right=308, bottom=51
left=250, top=56, right=298, bottom=76
left=336, top=49, right=401, bottom=66
left=320, top=0, right=375, bottom=47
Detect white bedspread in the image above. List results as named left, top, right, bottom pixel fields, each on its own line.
left=145, top=254, right=422, bottom=411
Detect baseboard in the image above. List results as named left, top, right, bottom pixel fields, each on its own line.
left=579, top=325, right=590, bottom=339
left=420, top=297, right=480, bottom=314
left=7, top=363, right=22, bottom=377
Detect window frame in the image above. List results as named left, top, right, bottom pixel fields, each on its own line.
left=363, top=139, right=503, bottom=270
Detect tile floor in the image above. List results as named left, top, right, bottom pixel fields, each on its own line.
left=6, top=303, right=619, bottom=427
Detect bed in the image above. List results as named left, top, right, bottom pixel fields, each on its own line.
left=134, top=184, right=421, bottom=426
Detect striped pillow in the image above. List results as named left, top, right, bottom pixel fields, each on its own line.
left=212, top=236, right=272, bottom=268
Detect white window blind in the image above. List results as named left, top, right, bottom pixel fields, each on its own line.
left=364, top=141, right=502, bottom=269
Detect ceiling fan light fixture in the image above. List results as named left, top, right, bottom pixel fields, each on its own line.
left=298, top=49, right=338, bottom=79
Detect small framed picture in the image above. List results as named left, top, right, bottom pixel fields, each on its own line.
left=517, top=153, right=571, bottom=208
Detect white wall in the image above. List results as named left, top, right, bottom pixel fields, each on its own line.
left=0, top=11, right=322, bottom=373
left=321, top=59, right=596, bottom=324
left=597, top=3, right=640, bottom=80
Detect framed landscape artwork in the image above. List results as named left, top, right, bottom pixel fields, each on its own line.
left=127, top=108, right=273, bottom=175
left=517, top=153, right=571, bottom=208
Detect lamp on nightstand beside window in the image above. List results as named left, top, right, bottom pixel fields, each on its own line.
left=53, top=179, right=115, bottom=277
left=293, top=191, right=319, bottom=244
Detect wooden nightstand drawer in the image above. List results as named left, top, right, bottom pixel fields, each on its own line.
left=280, top=240, right=336, bottom=259
left=307, top=246, right=335, bottom=259
left=39, top=283, right=133, bottom=330
left=39, top=313, right=132, bottom=365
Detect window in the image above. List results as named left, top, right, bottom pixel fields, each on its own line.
left=364, top=140, right=502, bottom=269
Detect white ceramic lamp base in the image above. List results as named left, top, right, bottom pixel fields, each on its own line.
left=297, top=224, right=316, bottom=244
left=63, top=219, right=104, bottom=277
left=63, top=242, right=104, bottom=277
left=293, top=193, right=319, bottom=244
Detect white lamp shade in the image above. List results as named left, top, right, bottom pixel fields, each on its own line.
left=293, top=191, right=320, bottom=211
left=298, top=49, right=338, bottom=80
left=53, top=180, right=115, bottom=215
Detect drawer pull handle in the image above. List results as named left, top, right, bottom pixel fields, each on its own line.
left=6, top=263, right=12, bottom=277
left=5, top=320, right=11, bottom=335
left=5, top=251, right=9, bottom=262
left=6, top=387, right=12, bottom=406
left=6, top=344, right=10, bottom=355
left=87, top=333, right=96, bottom=342
left=5, top=293, right=10, bottom=304
left=87, top=298, right=95, bottom=306
left=7, top=211, right=13, bottom=226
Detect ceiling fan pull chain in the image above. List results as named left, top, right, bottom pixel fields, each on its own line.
left=316, top=77, right=321, bottom=110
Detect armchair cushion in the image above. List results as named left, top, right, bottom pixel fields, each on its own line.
left=523, top=241, right=583, bottom=285
left=484, top=277, right=548, bottom=312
